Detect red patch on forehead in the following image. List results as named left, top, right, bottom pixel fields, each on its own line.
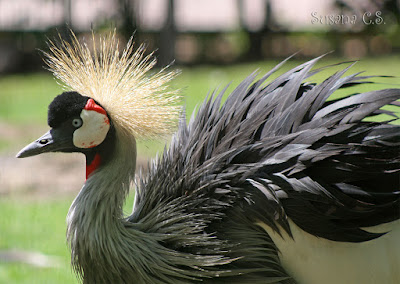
left=84, top=99, right=107, bottom=116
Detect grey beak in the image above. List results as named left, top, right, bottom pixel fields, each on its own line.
left=16, top=129, right=72, bottom=158
left=16, top=130, right=55, bottom=158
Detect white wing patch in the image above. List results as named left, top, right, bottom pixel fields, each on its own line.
left=73, top=109, right=110, bottom=149
left=257, top=218, right=400, bottom=284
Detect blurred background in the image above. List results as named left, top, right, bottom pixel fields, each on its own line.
left=0, top=0, right=399, bottom=283
left=1, top=0, right=400, bottom=71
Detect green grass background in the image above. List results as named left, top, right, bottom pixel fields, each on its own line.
left=0, top=56, right=399, bottom=283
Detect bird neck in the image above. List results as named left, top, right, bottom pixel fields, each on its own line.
left=66, top=129, right=137, bottom=276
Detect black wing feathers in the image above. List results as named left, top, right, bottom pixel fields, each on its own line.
left=133, top=56, right=399, bottom=281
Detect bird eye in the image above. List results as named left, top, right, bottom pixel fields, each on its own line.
left=72, top=118, right=83, bottom=128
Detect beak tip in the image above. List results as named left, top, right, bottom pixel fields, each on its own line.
left=16, top=151, right=24, bottom=158
left=16, top=146, right=31, bottom=158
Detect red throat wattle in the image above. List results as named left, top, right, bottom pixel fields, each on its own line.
left=86, top=153, right=101, bottom=179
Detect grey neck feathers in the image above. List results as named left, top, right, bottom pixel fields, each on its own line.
left=66, top=130, right=137, bottom=281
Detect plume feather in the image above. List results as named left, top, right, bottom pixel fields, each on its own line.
left=43, top=30, right=181, bottom=139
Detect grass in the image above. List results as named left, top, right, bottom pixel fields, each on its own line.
left=0, top=194, right=136, bottom=284
left=0, top=198, right=76, bottom=284
left=0, top=55, right=399, bottom=283
left=0, top=74, right=61, bottom=124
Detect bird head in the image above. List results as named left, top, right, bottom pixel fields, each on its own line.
left=17, top=91, right=112, bottom=157
left=16, top=30, right=181, bottom=177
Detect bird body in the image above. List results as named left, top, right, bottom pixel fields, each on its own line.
left=17, top=32, right=400, bottom=283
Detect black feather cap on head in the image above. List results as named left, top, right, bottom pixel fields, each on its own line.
left=47, top=91, right=90, bottom=128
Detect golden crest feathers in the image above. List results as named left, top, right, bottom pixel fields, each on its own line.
left=43, top=30, right=181, bottom=139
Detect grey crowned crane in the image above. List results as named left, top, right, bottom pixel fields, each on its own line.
left=17, top=32, right=399, bottom=284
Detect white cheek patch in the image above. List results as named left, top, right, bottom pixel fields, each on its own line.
left=73, top=109, right=110, bottom=149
